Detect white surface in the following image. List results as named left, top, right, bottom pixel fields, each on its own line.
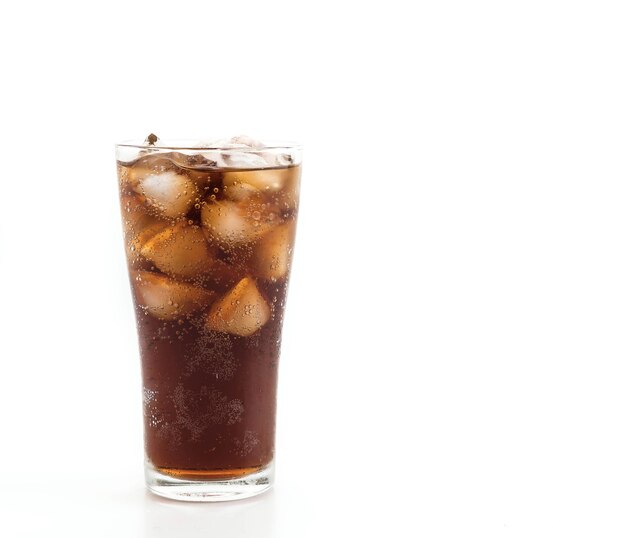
left=1, top=0, right=626, bottom=536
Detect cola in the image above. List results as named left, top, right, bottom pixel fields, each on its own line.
left=116, top=137, right=301, bottom=500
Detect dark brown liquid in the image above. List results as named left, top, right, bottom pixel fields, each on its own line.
left=117, top=151, right=300, bottom=479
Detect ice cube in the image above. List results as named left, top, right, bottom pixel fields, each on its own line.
left=222, top=178, right=261, bottom=202
left=121, top=194, right=158, bottom=232
left=222, top=167, right=291, bottom=194
left=275, top=153, right=295, bottom=166
left=135, top=171, right=198, bottom=218
left=203, top=150, right=268, bottom=169
left=117, top=146, right=146, bottom=166
left=252, top=222, right=296, bottom=281
left=154, top=152, right=214, bottom=191
left=199, top=136, right=272, bottom=169
left=133, top=271, right=215, bottom=320
left=277, top=165, right=301, bottom=210
left=228, top=137, right=293, bottom=168
left=141, top=222, right=217, bottom=279
left=206, top=277, right=270, bottom=336
left=120, top=195, right=168, bottom=266
left=230, top=135, right=263, bottom=148
left=167, top=151, right=215, bottom=169
left=201, top=200, right=273, bottom=249
left=221, top=150, right=269, bottom=169
left=222, top=162, right=301, bottom=207
left=130, top=221, right=169, bottom=259
left=125, top=155, right=177, bottom=190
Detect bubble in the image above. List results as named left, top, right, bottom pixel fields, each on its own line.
left=184, top=328, right=239, bottom=381
left=170, top=384, right=244, bottom=440
left=232, top=430, right=260, bottom=456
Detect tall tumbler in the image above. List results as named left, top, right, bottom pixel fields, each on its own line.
left=116, top=137, right=301, bottom=501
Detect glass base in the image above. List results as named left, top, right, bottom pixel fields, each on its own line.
left=145, top=461, right=274, bottom=502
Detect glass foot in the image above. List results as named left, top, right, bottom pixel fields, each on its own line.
left=145, top=461, right=274, bottom=502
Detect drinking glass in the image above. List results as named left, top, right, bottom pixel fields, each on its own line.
left=116, top=138, right=301, bottom=501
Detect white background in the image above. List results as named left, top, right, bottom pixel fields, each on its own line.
left=1, top=0, right=625, bottom=536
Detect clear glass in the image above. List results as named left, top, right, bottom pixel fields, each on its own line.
left=115, top=139, right=301, bottom=501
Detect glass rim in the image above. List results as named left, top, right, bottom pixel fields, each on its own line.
left=116, top=139, right=302, bottom=151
